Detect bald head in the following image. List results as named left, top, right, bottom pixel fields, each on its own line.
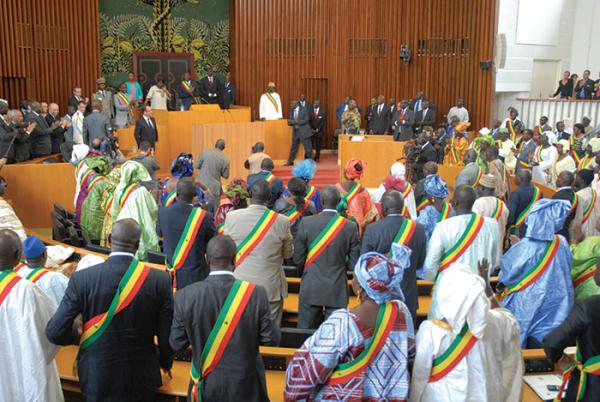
left=261, top=158, right=274, bottom=171
left=176, top=177, right=196, bottom=203
left=0, top=229, right=22, bottom=271
left=381, top=190, right=404, bottom=217
left=215, top=139, right=226, bottom=150
left=250, top=180, right=271, bottom=205
left=556, top=171, right=574, bottom=188
left=451, top=184, right=477, bottom=214
left=110, top=219, right=141, bottom=253
left=321, top=185, right=341, bottom=210
left=206, top=235, right=237, bottom=271
left=516, top=169, right=532, bottom=186
left=423, top=161, right=438, bottom=176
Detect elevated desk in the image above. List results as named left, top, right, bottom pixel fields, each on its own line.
left=263, top=119, right=293, bottom=163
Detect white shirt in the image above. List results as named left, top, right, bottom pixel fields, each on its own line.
left=447, top=106, right=470, bottom=124
left=259, top=92, right=283, bottom=120
left=72, top=111, right=85, bottom=144
left=146, top=85, right=168, bottom=110
left=15, top=266, right=68, bottom=309
left=209, top=270, right=235, bottom=277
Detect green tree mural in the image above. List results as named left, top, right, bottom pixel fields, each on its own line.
left=138, top=0, right=200, bottom=52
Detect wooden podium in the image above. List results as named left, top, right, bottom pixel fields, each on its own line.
left=263, top=119, right=292, bottom=162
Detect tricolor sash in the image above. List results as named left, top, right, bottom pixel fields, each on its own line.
left=80, top=169, right=94, bottom=187
left=581, top=190, right=597, bottom=224
left=429, top=323, right=478, bottom=382
left=343, top=182, right=362, bottom=206
left=417, top=198, right=431, bottom=213
left=326, top=302, right=397, bottom=385
left=472, top=167, right=483, bottom=187
left=235, top=209, right=279, bottom=266
left=508, top=120, right=517, bottom=143
left=25, top=267, right=51, bottom=284
left=555, top=348, right=600, bottom=402
left=190, top=279, right=255, bottom=402
left=167, top=208, right=207, bottom=279
left=571, top=148, right=582, bottom=165
left=578, top=155, right=594, bottom=172
left=118, top=183, right=139, bottom=209
left=79, top=259, right=150, bottom=349
left=285, top=203, right=309, bottom=224
left=75, top=159, right=87, bottom=178
left=503, top=235, right=560, bottom=297
left=164, top=190, right=177, bottom=207
left=305, top=185, right=316, bottom=202
left=13, top=262, right=26, bottom=273
left=534, top=146, right=544, bottom=163
left=491, top=198, right=504, bottom=221
left=512, top=185, right=542, bottom=232
left=264, top=172, right=275, bottom=184
left=0, top=270, right=21, bottom=306
left=392, top=219, right=417, bottom=247
left=116, top=91, right=130, bottom=107
left=304, top=214, right=348, bottom=268
left=103, top=193, right=114, bottom=213
left=87, top=175, right=104, bottom=192
left=517, top=159, right=532, bottom=169
left=182, top=81, right=194, bottom=96
left=401, top=183, right=413, bottom=217
left=569, top=193, right=579, bottom=215
left=264, top=92, right=279, bottom=113
left=573, top=261, right=597, bottom=290
left=437, top=201, right=451, bottom=223
left=439, top=214, right=485, bottom=273
left=217, top=222, right=224, bottom=235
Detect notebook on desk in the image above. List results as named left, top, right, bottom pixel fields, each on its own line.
left=523, top=374, right=563, bottom=401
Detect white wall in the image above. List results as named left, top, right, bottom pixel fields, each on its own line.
left=570, top=0, right=600, bottom=76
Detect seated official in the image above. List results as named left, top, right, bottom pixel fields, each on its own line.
left=46, top=219, right=174, bottom=401
left=410, top=262, right=522, bottom=402
left=293, top=186, right=360, bottom=329
left=170, top=235, right=279, bottom=402
left=0, top=229, right=63, bottom=402
left=16, top=236, right=68, bottom=308
left=285, top=247, right=415, bottom=401
left=158, top=178, right=215, bottom=289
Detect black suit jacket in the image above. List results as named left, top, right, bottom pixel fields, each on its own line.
left=392, top=108, right=415, bottom=141
left=45, top=113, right=66, bottom=154
left=552, top=188, right=576, bottom=241
left=157, top=203, right=215, bottom=289
left=25, top=112, right=54, bottom=157
left=293, top=211, right=360, bottom=307
left=198, top=76, right=221, bottom=103
left=247, top=171, right=284, bottom=209
left=170, top=274, right=278, bottom=402
left=219, top=82, right=236, bottom=109
left=415, top=143, right=438, bottom=180
left=414, top=108, right=436, bottom=129
left=288, top=107, right=312, bottom=139
left=0, top=117, right=19, bottom=161
left=508, top=183, right=537, bottom=238
left=68, top=96, right=85, bottom=108
left=361, top=215, right=426, bottom=322
left=9, top=123, right=30, bottom=162
left=370, top=104, right=391, bottom=134
left=309, top=107, right=326, bottom=134
left=364, top=104, right=377, bottom=132
left=134, top=117, right=159, bottom=147
left=46, top=255, right=174, bottom=401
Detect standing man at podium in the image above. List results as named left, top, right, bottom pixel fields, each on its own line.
left=198, top=66, right=221, bottom=104
left=176, top=72, right=196, bottom=111
left=285, top=100, right=313, bottom=166
left=259, top=82, right=282, bottom=120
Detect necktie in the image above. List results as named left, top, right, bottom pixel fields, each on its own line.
left=314, top=109, right=318, bottom=119
left=294, top=109, right=298, bottom=120
left=400, top=109, right=405, bottom=120
left=147, top=118, right=153, bottom=128
left=209, top=77, right=213, bottom=84
left=378, top=105, right=382, bottom=114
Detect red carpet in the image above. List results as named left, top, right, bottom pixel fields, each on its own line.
left=273, top=154, right=339, bottom=187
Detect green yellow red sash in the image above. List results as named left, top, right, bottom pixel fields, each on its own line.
left=514, top=185, right=542, bottom=228
left=190, top=279, right=255, bottom=402
left=450, top=137, right=460, bottom=164
left=304, top=214, right=348, bottom=268
left=534, top=146, right=544, bottom=163
left=75, top=159, right=87, bottom=178
left=80, top=169, right=94, bottom=187
left=0, top=270, right=21, bottom=306
left=503, top=235, right=560, bottom=297
left=439, top=214, right=484, bottom=273
left=437, top=201, right=451, bottom=223
left=167, top=208, right=207, bottom=279
left=491, top=198, right=504, bottom=221
left=393, top=219, right=417, bottom=247
left=326, top=302, right=397, bottom=385
left=344, top=181, right=361, bottom=205
left=582, top=190, right=597, bottom=224
left=25, top=267, right=51, bottom=284
left=265, top=92, right=279, bottom=113
left=103, top=193, right=114, bottom=213
left=87, top=175, right=104, bottom=192
left=116, top=91, right=130, bottom=107
left=573, top=261, right=597, bottom=289
left=235, top=209, right=279, bottom=267
left=578, top=155, right=594, bottom=172
left=217, top=222, right=224, bottom=235
left=12, top=262, right=26, bottom=273
left=79, top=259, right=150, bottom=349
left=118, top=183, right=139, bottom=209
left=164, top=190, right=177, bottom=207
left=285, top=203, right=309, bottom=224
left=401, top=183, right=413, bottom=217
left=472, top=166, right=483, bottom=187
left=182, top=81, right=194, bottom=96
left=429, top=323, right=478, bottom=382
left=517, top=159, right=532, bottom=169
left=507, top=120, right=517, bottom=143
left=569, top=193, right=579, bottom=215
left=264, top=172, right=275, bottom=184
left=555, top=348, right=600, bottom=402
left=305, top=185, right=316, bottom=202
left=417, top=198, right=431, bottom=213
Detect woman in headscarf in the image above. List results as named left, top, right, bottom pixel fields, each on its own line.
left=101, top=160, right=160, bottom=260
left=274, top=177, right=317, bottom=237
left=472, top=194, right=509, bottom=257
left=372, top=162, right=417, bottom=219
left=499, top=199, right=574, bottom=348
left=213, top=178, right=249, bottom=234
left=71, top=144, right=91, bottom=207
left=574, top=169, right=600, bottom=237
left=569, top=218, right=600, bottom=299
left=285, top=245, right=415, bottom=401
left=337, top=158, right=378, bottom=236
left=471, top=133, right=494, bottom=170
left=160, top=153, right=209, bottom=209
left=81, top=167, right=121, bottom=242
left=416, top=175, right=454, bottom=242
left=410, top=263, right=522, bottom=402
left=444, top=122, right=470, bottom=166
left=74, top=155, right=111, bottom=223
left=341, top=100, right=361, bottom=134
left=551, top=139, right=577, bottom=187
left=531, top=131, right=558, bottom=184
left=288, top=159, right=322, bottom=212
left=578, top=138, right=600, bottom=172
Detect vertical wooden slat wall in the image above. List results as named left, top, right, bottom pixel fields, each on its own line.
left=0, top=0, right=100, bottom=110
left=232, top=0, right=498, bottom=147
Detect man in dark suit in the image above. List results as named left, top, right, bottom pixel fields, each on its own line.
left=414, top=99, right=436, bottom=132
left=45, top=103, right=69, bottom=154
left=67, top=86, right=87, bottom=109
left=552, top=171, right=576, bottom=242
left=361, top=190, right=425, bottom=322
left=298, top=93, right=311, bottom=111
left=409, top=90, right=425, bottom=113
left=0, top=103, right=34, bottom=163
left=507, top=169, right=539, bottom=238
left=285, top=100, right=313, bottom=165
left=247, top=158, right=284, bottom=209
left=293, top=186, right=360, bottom=329
left=177, top=71, right=196, bottom=111
left=6, top=109, right=32, bottom=162
left=414, top=132, right=438, bottom=180
left=134, top=105, right=159, bottom=148
left=364, top=97, right=377, bottom=133
left=515, top=129, right=537, bottom=171
left=392, top=99, right=415, bottom=141
left=575, top=69, right=596, bottom=100
left=198, top=66, right=221, bottom=104
left=26, top=101, right=60, bottom=158
left=170, top=235, right=279, bottom=402
left=387, top=97, right=397, bottom=133
left=369, top=95, right=390, bottom=134
left=46, top=219, right=174, bottom=401
left=219, top=72, right=236, bottom=109
left=309, top=99, right=326, bottom=162
left=157, top=178, right=216, bottom=289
